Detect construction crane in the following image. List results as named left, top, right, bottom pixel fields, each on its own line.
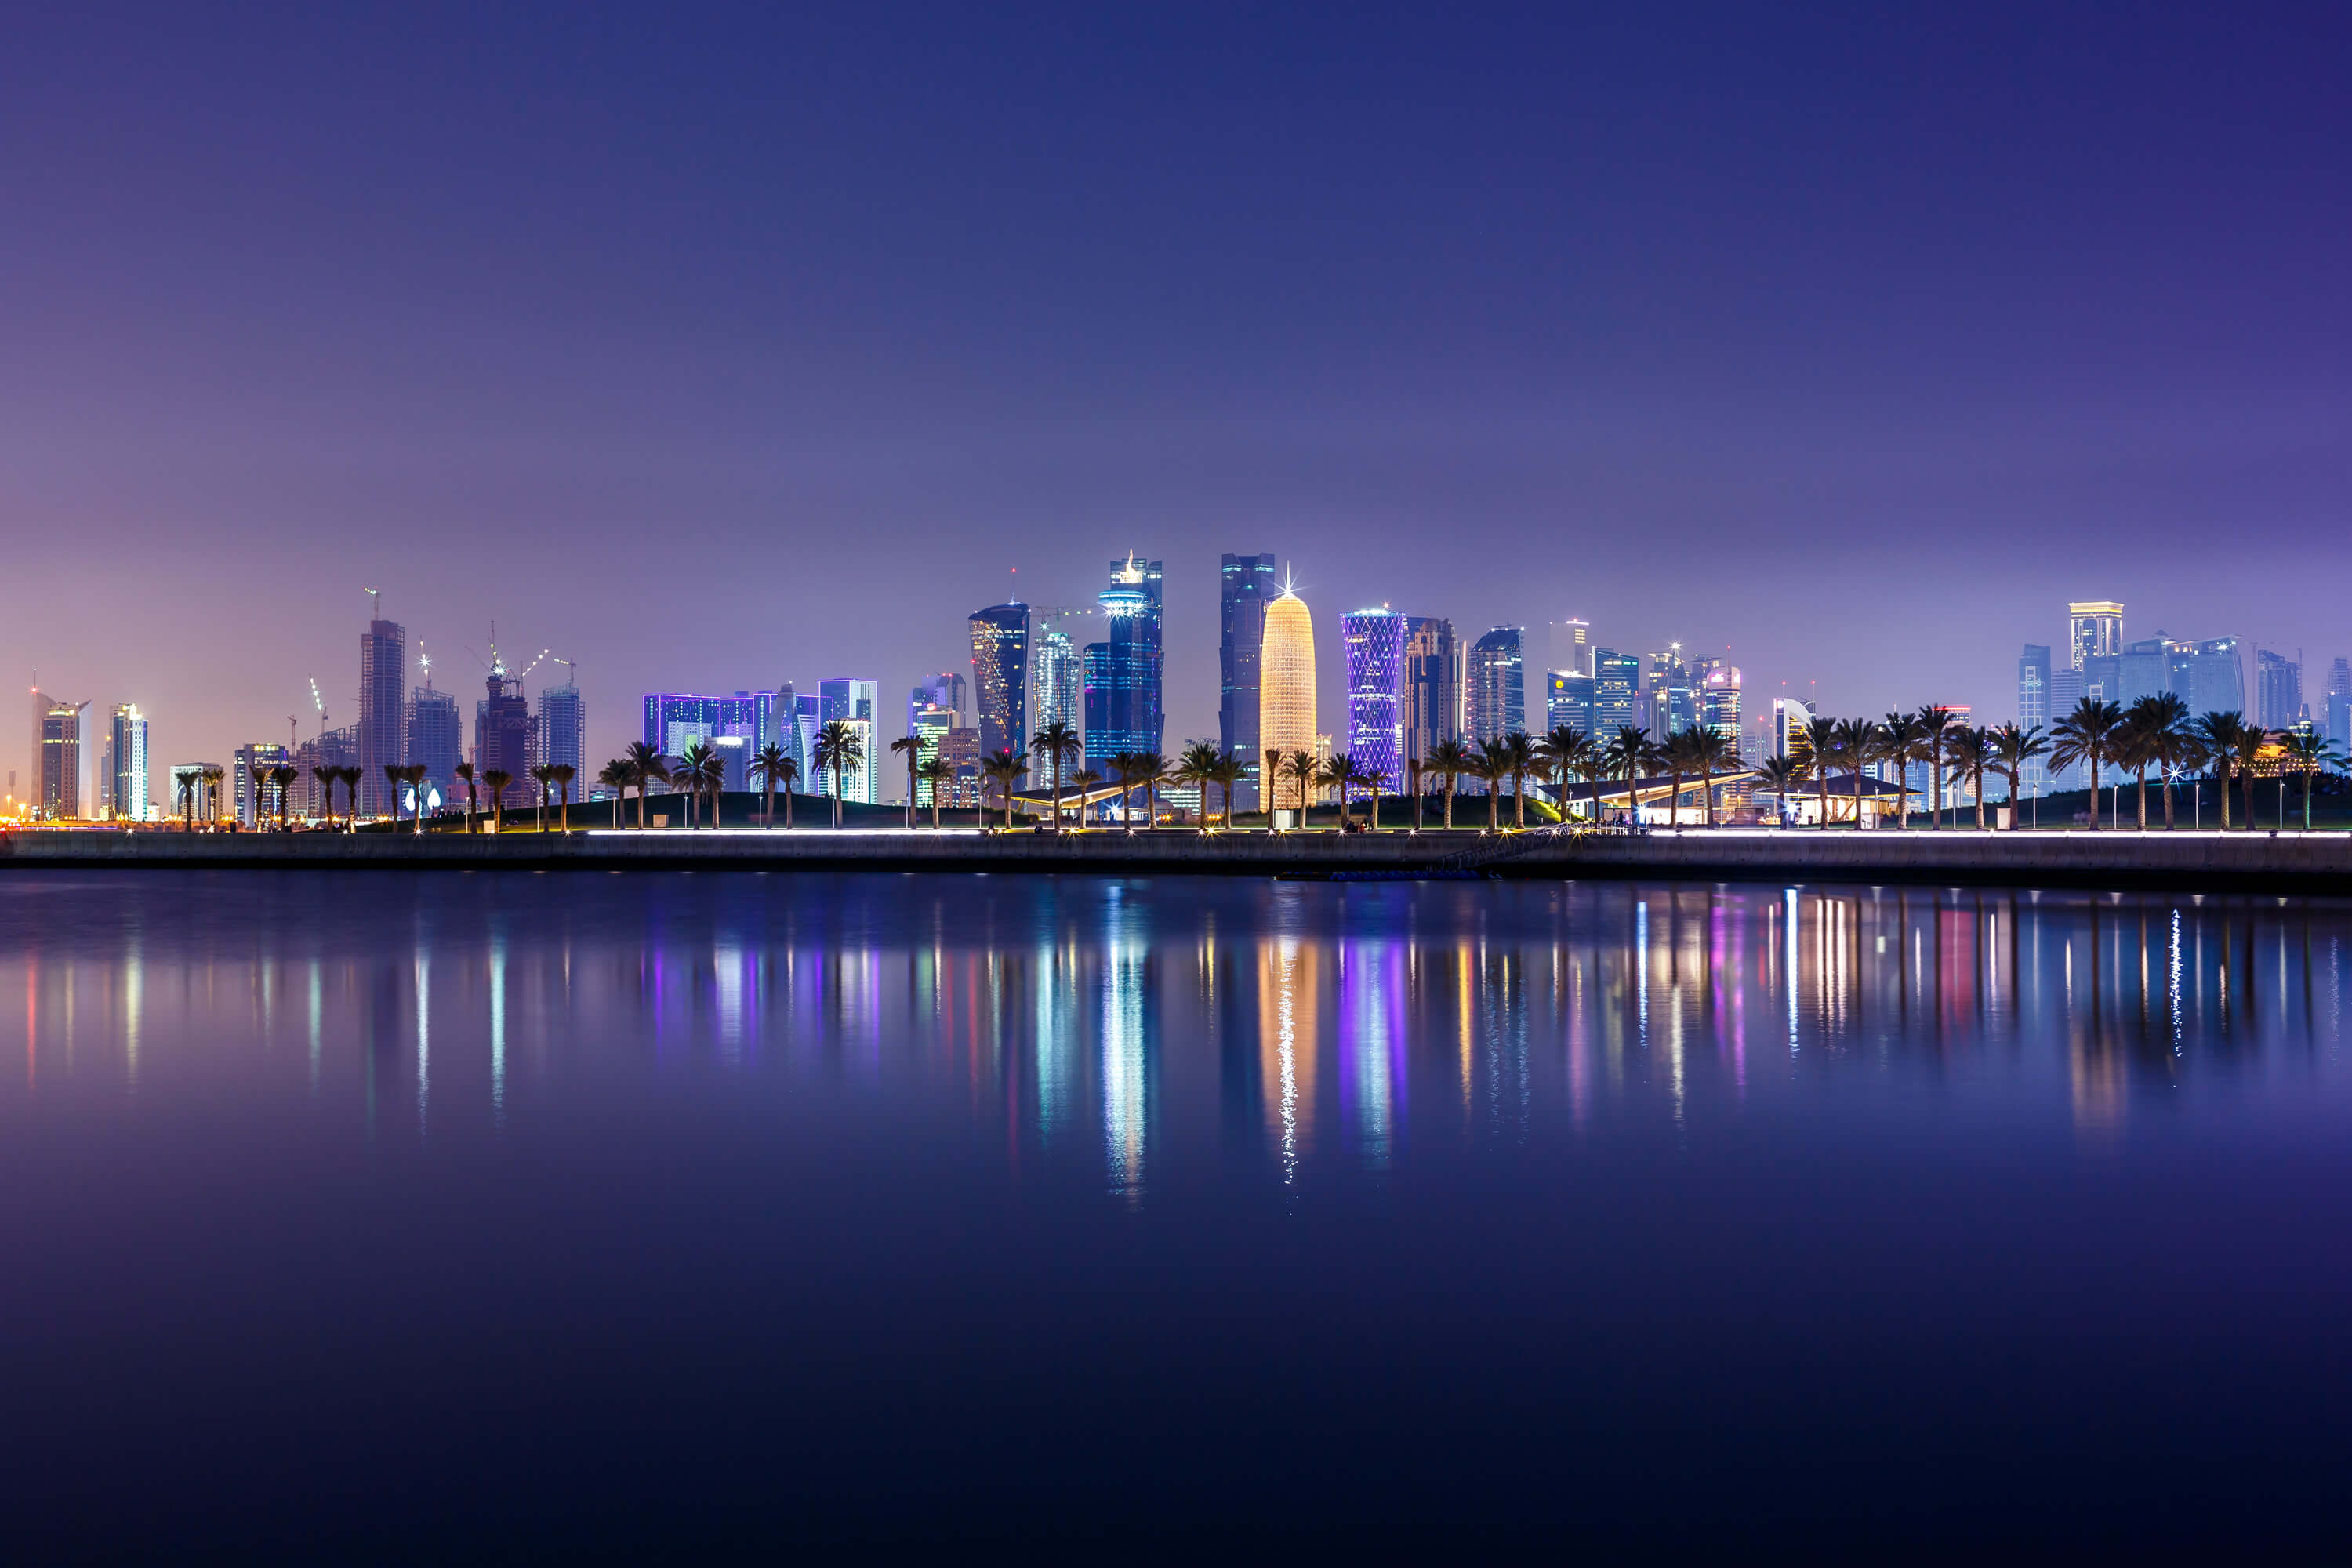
left=417, top=640, right=434, bottom=691
left=363, top=586, right=380, bottom=620
left=551, top=655, right=577, bottom=688
left=1028, top=604, right=1097, bottom=629
left=516, top=648, right=553, bottom=681
left=308, top=676, right=327, bottom=739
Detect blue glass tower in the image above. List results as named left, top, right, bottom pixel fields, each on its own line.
left=1083, top=554, right=1163, bottom=771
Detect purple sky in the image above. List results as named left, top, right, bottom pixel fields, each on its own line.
left=5, top=4, right=2347, bottom=780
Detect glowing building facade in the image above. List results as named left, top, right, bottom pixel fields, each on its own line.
left=1342, top=608, right=1407, bottom=791
left=1031, top=627, right=1081, bottom=743
left=1258, top=590, right=1318, bottom=793
left=969, top=602, right=1030, bottom=762
left=107, top=703, right=149, bottom=821
left=34, top=693, right=86, bottom=820
left=1221, top=552, right=1278, bottom=808
left=1402, top=616, right=1459, bottom=764
left=1083, top=556, right=1164, bottom=772
left=1465, top=627, right=1524, bottom=742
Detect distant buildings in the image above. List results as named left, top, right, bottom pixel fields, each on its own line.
left=1341, top=608, right=1406, bottom=792
left=2068, top=601, right=2123, bottom=670
left=969, top=602, right=1030, bottom=760
left=358, top=616, right=405, bottom=818
left=408, top=683, right=463, bottom=811
left=1220, top=553, right=1278, bottom=809
left=476, top=661, right=535, bottom=808
left=34, top=692, right=86, bottom=820
left=234, top=741, right=291, bottom=826
left=2328, top=659, right=2351, bottom=753
left=1403, top=616, right=1461, bottom=767
left=1465, top=628, right=1524, bottom=742
left=818, top=679, right=880, bottom=803
left=1031, top=626, right=1080, bottom=744
left=2256, top=648, right=2303, bottom=731
left=1701, top=665, right=1741, bottom=741
left=910, top=672, right=967, bottom=733
left=1258, top=588, right=1317, bottom=786
left=104, top=703, right=149, bottom=821
left=1084, top=555, right=1163, bottom=774
left=538, top=678, right=584, bottom=782
left=1593, top=649, right=1639, bottom=734
left=1547, top=667, right=1595, bottom=739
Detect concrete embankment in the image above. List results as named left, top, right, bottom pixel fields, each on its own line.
left=7, top=826, right=2352, bottom=892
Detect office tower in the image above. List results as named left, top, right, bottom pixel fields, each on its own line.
left=793, top=691, right=822, bottom=782
left=358, top=616, right=406, bottom=818
left=1549, top=618, right=1591, bottom=679
left=2257, top=649, right=2303, bottom=731
left=1773, top=698, right=1813, bottom=768
left=1646, top=644, right=1697, bottom=737
left=1465, top=629, right=1525, bottom=742
left=34, top=693, right=87, bottom=820
left=1341, top=608, right=1406, bottom=792
left=818, top=680, right=880, bottom=803
left=1257, top=587, right=1317, bottom=788
left=910, top=704, right=956, bottom=807
left=1592, top=649, right=1639, bottom=734
left=292, top=723, right=358, bottom=818
left=170, top=764, right=222, bottom=823
left=475, top=659, right=536, bottom=809
left=909, top=672, right=967, bottom=734
left=2081, top=652, right=2121, bottom=703
left=938, top=726, right=982, bottom=808
left=1700, top=666, right=1742, bottom=741
left=1547, top=669, right=1595, bottom=737
left=2180, top=637, right=2246, bottom=718
left=1031, top=627, right=1081, bottom=742
left=643, top=693, right=718, bottom=757
left=1083, top=555, right=1164, bottom=772
left=407, top=685, right=463, bottom=813
left=969, top=601, right=1031, bottom=760
left=2068, top=601, right=2123, bottom=670
left=1403, top=617, right=1460, bottom=767
left=1220, top=553, right=1278, bottom=808
left=2327, top=659, right=2352, bottom=753
left=539, top=679, right=584, bottom=779
left=234, top=741, right=292, bottom=826
left=2118, top=636, right=2177, bottom=706
left=105, top=703, right=149, bottom=821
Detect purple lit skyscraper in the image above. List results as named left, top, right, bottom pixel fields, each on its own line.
left=1342, top=608, right=1407, bottom=793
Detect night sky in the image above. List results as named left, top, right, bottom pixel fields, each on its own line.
left=6, top=4, right=2347, bottom=774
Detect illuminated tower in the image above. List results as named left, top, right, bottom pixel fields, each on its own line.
left=1083, top=555, right=1164, bottom=773
left=1258, top=587, right=1317, bottom=797
left=1465, top=628, right=1525, bottom=741
left=1221, top=553, right=1278, bottom=808
left=358, top=614, right=406, bottom=818
left=968, top=601, right=1030, bottom=760
left=1342, top=607, right=1406, bottom=793
left=2068, top=601, right=2123, bottom=670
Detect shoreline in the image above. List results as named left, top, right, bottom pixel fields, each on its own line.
left=8, top=825, right=2352, bottom=893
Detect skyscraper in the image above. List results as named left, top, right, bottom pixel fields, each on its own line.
left=1031, top=626, right=1081, bottom=743
left=476, top=657, right=536, bottom=810
left=909, top=672, right=967, bottom=733
left=1220, top=553, right=1277, bottom=808
left=107, top=703, right=149, bottom=821
left=1465, top=628, right=1525, bottom=741
left=34, top=693, right=87, bottom=820
left=1402, top=616, right=1460, bottom=767
left=408, top=684, right=463, bottom=811
left=2068, top=601, right=2123, bottom=670
left=1700, top=665, right=1741, bottom=741
left=2018, top=644, right=2053, bottom=795
left=539, top=678, right=584, bottom=780
left=818, top=679, right=880, bottom=803
left=1547, top=669, right=1595, bottom=738
left=235, top=741, right=291, bottom=827
left=1341, top=608, right=1407, bottom=792
left=358, top=616, right=406, bottom=818
left=1258, top=588, right=1317, bottom=795
left=969, top=602, right=1031, bottom=760
left=1083, top=555, right=1163, bottom=774
left=1592, top=649, right=1639, bottom=734
left=1549, top=618, right=1591, bottom=678
left=2328, top=659, right=2351, bottom=753
left=2180, top=637, right=2246, bottom=718
left=2256, top=648, right=2303, bottom=731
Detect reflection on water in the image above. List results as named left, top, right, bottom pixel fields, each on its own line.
left=3, top=875, right=2349, bottom=1200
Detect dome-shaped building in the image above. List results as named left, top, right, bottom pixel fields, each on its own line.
left=1258, top=589, right=1318, bottom=808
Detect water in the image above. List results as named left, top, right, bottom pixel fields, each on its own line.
left=4, top=870, right=2348, bottom=1554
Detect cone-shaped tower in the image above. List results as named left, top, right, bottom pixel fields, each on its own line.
left=1258, top=588, right=1317, bottom=804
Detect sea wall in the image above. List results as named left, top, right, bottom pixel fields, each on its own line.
left=9, top=826, right=2352, bottom=892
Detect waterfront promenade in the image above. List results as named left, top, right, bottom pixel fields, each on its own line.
left=9, top=825, right=2352, bottom=891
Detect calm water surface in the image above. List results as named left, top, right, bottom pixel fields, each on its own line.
left=5, top=870, right=2349, bottom=1554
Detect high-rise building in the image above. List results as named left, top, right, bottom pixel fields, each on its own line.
left=1083, top=555, right=1164, bottom=773
left=1220, top=553, right=1278, bottom=809
left=818, top=680, right=880, bottom=803
left=910, top=704, right=956, bottom=808
left=1341, top=608, right=1407, bottom=793
left=969, top=602, right=1031, bottom=760
left=1773, top=697, right=1813, bottom=769
left=1700, top=665, right=1741, bottom=742
left=1465, top=628, right=1525, bottom=742
left=1646, top=645, right=1700, bottom=737
left=1547, top=669, right=1595, bottom=738
left=1592, top=649, right=1639, bottom=735
left=1031, top=627, right=1081, bottom=744
left=476, top=659, right=537, bottom=809
left=408, top=685, right=463, bottom=812
left=2327, top=659, right=2352, bottom=753
left=34, top=693, right=87, bottom=820
left=539, top=680, right=584, bottom=781
left=358, top=617, right=406, bottom=818
left=2257, top=649, right=2303, bottom=731
left=235, top=741, right=292, bottom=827
left=292, top=724, right=358, bottom=818
left=106, top=704, right=149, bottom=821
left=938, top=727, right=982, bottom=809
left=2068, top=601, right=2123, bottom=670
left=2180, top=637, right=2246, bottom=718
left=1258, top=588, right=1317, bottom=789
left=909, top=672, right=967, bottom=734
left=2018, top=642, right=2053, bottom=794
left=1402, top=617, right=1460, bottom=767
left=2118, top=636, right=2180, bottom=706
left=1549, top=618, right=1591, bottom=679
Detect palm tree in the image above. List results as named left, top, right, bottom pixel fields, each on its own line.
left=1406, top=754, right=1425, bottom=831
left=889, top=734, right=924, bottom=829
left=310, top=765, right=336, bottom=829
left=1686, top=725, right=1739, bottom=827
left=381, top=765, right=407, bottom=831
left=1878, top=711, right=1925, bottom=828
left=2229, top=720, right=2271, bottom=833
left=481, top=770, right=512, bottom=833
left=1209, top=753, right=1246, bottom=829
left=1069, top=766, right=1105, bottom=827
left=981, top=747, right=1027, bottom=829
left=1602, top=726, right=1652, bottom=826
left=2049, top=698, right=2124, bottom=829
left=598, top=760, right=630, bottom=828
left=2135, top=692, right=2193, bottom=829
left=1316, top=754, right=1354, bottom=829
left=1537, top=725, right=1596, bottom=825
left=336, top=766, right=362, bottom=829
left=1915, top=706, right=1956, bottom=827
left=813, top=721, right=864, bottom=829
left=1029, top=721, right=1083, bottom=832
left=1276, top=750, right=1318, bottom=828
left=1832, top=718, right=1878, bottom=829
left=1987, top=724, right=2048, bottom=830
left=1131, top=751, right=1169, bottom=830
left=1175, top=742, right=1221, bottom=833
left=202, top=765, right=227, bottom=828
left=750, top=744, right=795, bottom=829
left=1944, top=724, right=1997, bottom=830
left=1754, top=753, right=1806, bottom=826
left=173, top=767, right=199, bottom=831
left=1657, top=728, right=1693, bottom=828
left=452, top=760, right=477, bottom=834
left=1803, top=717, right=1840, bottom=830
left=1425, top=739, right=1470, bottom=829
left=271, top=765, right=298, bottom=829
left=1472, top=739, right=1513, bottom=830
left=405, top=765, right=432, bottom=833
left=552, top=764, right=575, bottom=833
left=915, top=755, right=955, bottom=828
left=1497, top=731, right=1537, bottom=829
left=2193, top=712, right=2244, bottom=830
left=2278, top=730, right=2340, bottom=829
left=1262, top=748, right=1285, bottom=829
left=530, top=763, right=554, bottom=832
left=622, top=742, right=668, bottom=829
left=2113, top=704, right=2161, bottom=829
left=673, top=742, right=718, bottom=829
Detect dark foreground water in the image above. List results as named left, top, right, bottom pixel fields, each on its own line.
left=3, top=871, right=2348, bottom=1555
